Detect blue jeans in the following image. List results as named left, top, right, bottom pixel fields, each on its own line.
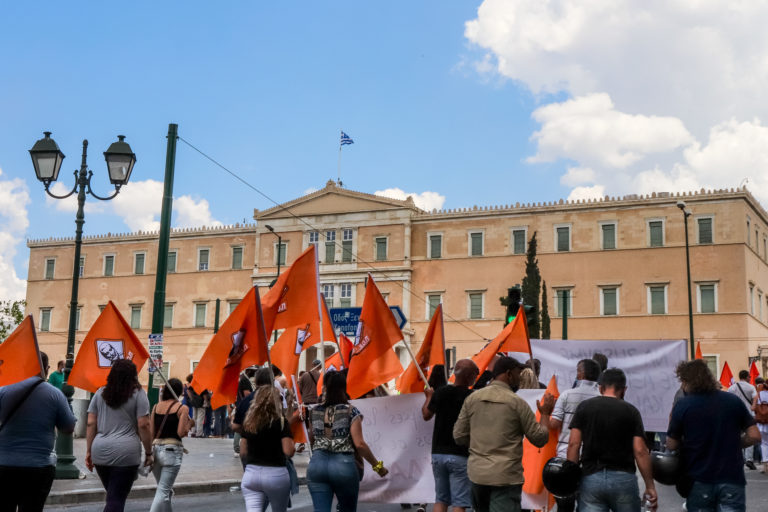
left=686, top=481, right=746, bottom=512
left=579, top=469, right=640, bottom=512
left=432, top=453, right=471, bottom=508
left=307, top=451, right=359, bottom=512
left=150, top=444, right=184, bottom=512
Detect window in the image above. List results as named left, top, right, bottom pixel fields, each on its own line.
left=469, top=232, right=483, bottom=256
left=228, top=300, right=240, bottom=314
left=764, top=237, right=767, bottom=261
left=759, top=292, right=763, bottom=321
left=232, top=246, right=243, bottom=269
left=512, top=229, right=526, bottom=255
left=309, top=231, right=320, bottom=251
left=601, top=222, right=616, bottom=250
left=198, top=248, right=210, bottom=271
left=325, top=230, right=336, bottom=264
left=648, top=285, right=667, bottom=314
left=104, top=254, right=115, bottom=276
left=323, top=284, right=334, bottom=309
left=747, top=218, right=751, bottom=245
left=697, top=217, right=713, bottom=244
left=44, top=258, right=55, bottom=280
left=703, top=355, right=718, bottom=377
left=428, top=294, right=441, bottom=319
left=163, top=304, right=174, bottom=328
left=750, top=285, right=755, bottom=315
left=130, top=305, right=142, bottom=329
left=468, top=293, right=483, bottom=319
left=340, top=283, right=352, bottom=307
left=275, top=242, right=286, bottom=266
left=342, top=229, right=354, bottom=263
left=167, top=251, right=177, bottom=273
left=555, top=225, right=571, bottom=252
left=195, top=303, right=207, bottom=328
left=648, top=220, right=664, bottom=247
left=555, top=289, right=572, bottom=317
left=153, top=362, right=171, bottom=388
left=601, top=287, right=618, bottom=316
left=697, top=284, right=717, bottom=314
left=40, top=308, right=51, bottom=332
left=78, top=256, right=85, bottom=277
left=429, top=234, right=442, bottom=259
left=98, top=304, right=106, bottom=313
left=75, top=307, right=82, bottom=331
left=375, top=237, right=387, bottom=261
left=134, top=253, right=145, bottom=275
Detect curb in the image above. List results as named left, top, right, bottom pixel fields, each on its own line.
left=47, top=477, right=309, bottom=506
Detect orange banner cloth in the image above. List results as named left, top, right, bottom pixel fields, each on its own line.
left=346, top=275, right=404, bottom=399
left=0, top=316, right=44, bottom=386
left=471, top=307, right=532, bottom=377
left=694, top=342, right=703, bottom=360
left=396, top=304, right=446, bottom=394
left=68, top=301, right=149, bottom=393
left=192, top=287, right=270, bottom=409
left=270, top=301, right=336, bottom=383
left=316, top=334, right=355, bottom=397
left=522, top=375, right=560, bottom=501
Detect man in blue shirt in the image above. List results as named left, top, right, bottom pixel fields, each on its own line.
left=668, top=360, right=760, bottom=511
left=0, top=352, right=76, bottom=512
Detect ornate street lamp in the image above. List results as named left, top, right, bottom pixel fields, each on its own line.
left=29, top=132, right=136, bottom=478
left=677, top=200, right=695, bottom=359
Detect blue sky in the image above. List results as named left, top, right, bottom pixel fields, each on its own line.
left=3, top=1, right=768, bottom=299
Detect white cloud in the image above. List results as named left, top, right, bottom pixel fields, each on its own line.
left=45, top=182, right=104, bottom=214
left=567, top=185, right=605, bottom=202
left=560, top=166, right=596, bottom=187
left=174, top=196, right=223, bottom=229
left=374, top=188, right=446, bottom=211
left=0, top=168, right=30, bottom=300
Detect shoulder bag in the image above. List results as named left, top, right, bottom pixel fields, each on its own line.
left=0, top=378, right=45, bottom=433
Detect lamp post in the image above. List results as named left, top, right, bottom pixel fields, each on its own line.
left=677, top=200, right=695, bottom=360
left=265, top=224, right=282, bottom=345
left=29, top=132, right=136, bottom=478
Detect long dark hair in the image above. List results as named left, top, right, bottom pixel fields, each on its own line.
left=161, top=378, right=183, bottom=401
left=102, top=359, right=140, bottom=408
left=323, top=371, right=350, bottom=406
left=676, top=360, right=718, bottom=394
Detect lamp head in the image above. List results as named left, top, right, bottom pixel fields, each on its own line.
left=265, top=224, right=275, bottom=233
left=676, top=200, right=686, bottom=210
left=103, top=135, right=136, bottom=186
left=29, top=131, right=65, bottom=184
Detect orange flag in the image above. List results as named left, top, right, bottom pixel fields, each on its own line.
left=471, top=308, right=532, bottom=377
left=720, top=361, right=734, bottom=388
left=192, top=287, right=270, bottom=408
left=68, top=301, right=150, bottom=393
left=396, top=304, right=446, bottom=394
left=523, top=375, right=560, bottom=496
left=316, top=334, right=355, bottom=397
left=694, top=341, right=703, bottom=360
left=346, top=275, right=404, bottom=399
left=0, top=316, right=44, bottom=386
left=750, top=360, right=761, bottom=386
left=270, top=302, right=336, bottom=382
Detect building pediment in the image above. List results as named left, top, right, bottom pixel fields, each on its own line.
left=255, top=180, right=421, bottom=220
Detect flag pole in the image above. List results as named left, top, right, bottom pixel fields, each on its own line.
left=402, top=338, right=431, bottom=390
left=439, top=306, right=448, bottom=383
left=313, top=246, right=327, bottom=374
left=337, top=142, right=342, bottom=184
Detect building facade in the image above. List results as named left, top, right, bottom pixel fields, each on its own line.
left=26, top=181, right=768, bottom=385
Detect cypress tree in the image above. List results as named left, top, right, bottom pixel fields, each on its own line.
left=541, top=280, right=551, bottom=339
left=521, top=232, right=541, bottom=338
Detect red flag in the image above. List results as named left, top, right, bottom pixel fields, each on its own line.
left=719, top=361, right=734, bottom=388
left=523, top=375, right=560, bottom=496
left=346, top=275, right=404, bottom=399
left=192, top=287, right=270, bottom=408
left=396, top=304, right=446, bottom=394
left=316, top=334, right=355, bottom=397
left=694, top=342, right=703, bottom=360
left=68, top=302, right=150, bottom=393
left=0, top=316, right=44, bottom=386
left=750, top=360, right=761, bottom=386
left=470, top=309, right=531, bottom=377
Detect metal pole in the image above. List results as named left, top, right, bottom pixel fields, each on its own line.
left=214, top=298, right=221, bottom=334
left=562, top=291, right=568, bottom=340
left=54, top=140, right=90, bottom=479
left=273, top=234, right=282, bottom=346
left=148, top=124, right=178, bottom=406
left=684, top=212, right=695, bottom=359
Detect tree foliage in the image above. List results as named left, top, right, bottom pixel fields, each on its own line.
left=521, top=232, right=541, bottom=338
left=541, top=281, right=551, bottom=339
left=0, top=299, right=26, bottom=342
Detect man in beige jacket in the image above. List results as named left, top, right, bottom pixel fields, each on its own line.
left=453, top=356, right=555, bottom=512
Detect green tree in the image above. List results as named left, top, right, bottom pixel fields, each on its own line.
left=541, top=281, right=551, bottom=339
left=521, top=232, right=541, bottom=338
left=0, top=299, right=26, bottom=342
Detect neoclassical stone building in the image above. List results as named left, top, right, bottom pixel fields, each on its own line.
left=26, top=181, right=768, bottom=383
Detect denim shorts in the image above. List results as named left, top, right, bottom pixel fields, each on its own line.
left=687, top=481, right=746, bottom=512
left=432, top=453, right=471, bottom=508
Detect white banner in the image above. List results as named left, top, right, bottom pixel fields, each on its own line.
left=518, top=338, right=687, bottom=432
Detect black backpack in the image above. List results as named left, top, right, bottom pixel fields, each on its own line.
left=188, top=386, right=204, bottom=408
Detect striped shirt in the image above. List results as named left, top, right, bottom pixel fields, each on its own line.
left=551, top=380, right=600, bottom=457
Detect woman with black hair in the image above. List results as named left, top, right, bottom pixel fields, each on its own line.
left=307, top=371, right=389, bottom=512
left=85, top=359, right=152, bottom=512
left=149, top=377, right=192, bottom=512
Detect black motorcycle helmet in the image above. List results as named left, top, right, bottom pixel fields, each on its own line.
left=542, top=457, right=582, bottom=498
left=650, top=450, right=681, bottom=486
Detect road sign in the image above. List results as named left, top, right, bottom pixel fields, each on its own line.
left=148, top=333, right=163, bottom=373
left=329, top=306, right=407, bottom=336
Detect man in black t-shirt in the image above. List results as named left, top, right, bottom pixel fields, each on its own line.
left=422, top=359, right=478, bottom=512
left=568, top=368, right=657, bottom=511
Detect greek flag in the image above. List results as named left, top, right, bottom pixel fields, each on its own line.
left=340, top=131, right=354, bottom=146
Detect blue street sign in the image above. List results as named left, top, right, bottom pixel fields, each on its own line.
left=329, top=306, right=407, bottom=336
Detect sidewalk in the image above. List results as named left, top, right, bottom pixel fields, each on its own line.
left=47, top=437, right=310, bottom=506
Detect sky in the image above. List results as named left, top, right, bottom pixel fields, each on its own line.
left=3, top=1, right=768, bottom=301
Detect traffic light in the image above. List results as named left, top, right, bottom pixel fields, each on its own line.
left=523, top=304, right=536, bottom=332
left=505, top=287, right=521, bottom=325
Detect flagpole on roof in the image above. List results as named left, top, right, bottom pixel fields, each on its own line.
left=337, top=129, right=342, bottom=185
